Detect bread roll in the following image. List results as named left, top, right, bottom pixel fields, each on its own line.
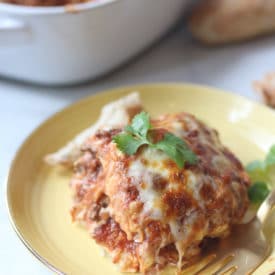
left=189, top=0, right=275, bottom=44
left=254, top=72, right=275, bottom=108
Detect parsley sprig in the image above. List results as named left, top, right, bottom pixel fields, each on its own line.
left=247, top=182, right=270, bottom=204
left=246, top=145, right=275, bottom=204
left=113, top=112, right=197, bottom=168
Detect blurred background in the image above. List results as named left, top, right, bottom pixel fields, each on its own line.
left=1, top=0, right=275, bottom=274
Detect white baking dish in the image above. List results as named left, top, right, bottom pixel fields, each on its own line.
left=0, top=0, right=188, bottom=85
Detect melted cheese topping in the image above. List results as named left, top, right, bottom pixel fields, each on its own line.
left=128, top=148, right=200, bottom=243
left=128, top=148, right=169, bottom=220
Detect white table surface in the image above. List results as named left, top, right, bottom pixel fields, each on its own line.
left=1, top=25, right=275, bottom=274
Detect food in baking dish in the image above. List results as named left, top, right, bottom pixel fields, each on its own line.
left=2, top=0, right=94, bottom=6
left=46, top=92, right=251, bottom=273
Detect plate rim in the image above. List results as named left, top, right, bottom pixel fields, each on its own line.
left=5, top=82, right=275, bottom=274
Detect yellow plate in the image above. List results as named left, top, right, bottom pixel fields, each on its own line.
left=6, top=83, right=275, bottom=275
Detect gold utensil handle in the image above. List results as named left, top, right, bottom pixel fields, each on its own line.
left=257, top=189, right=275, bottom=225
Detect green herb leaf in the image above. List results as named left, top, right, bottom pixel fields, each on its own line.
left=248, top=182, right=270, bottom=204
left=154, top=133, right=197, bottom=168
left=246, top=160, right=267, bottom=183
left=112, top=112, right=198, bottom=168
left=246, top=160, right=265, bottom=173
left=246, top=144, right=275, bottom=190
left=113, top=133, right=148, bottom=155
left=129, top=111, right=151, bottom=138
left=265, top=145, right=275, bottom=167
